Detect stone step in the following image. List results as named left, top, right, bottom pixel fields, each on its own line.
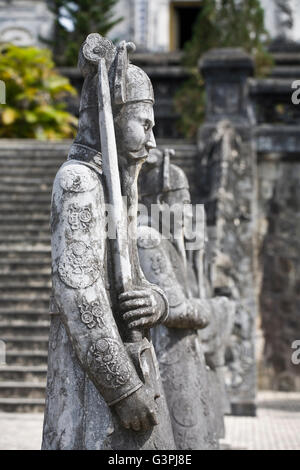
left=0, top=397, right=45, bottom=412
left=0, top=214, right=50, bottom=221
left=0, top=194, right=50, bottom=203
left=0, top=325, right=50, bottom=338
left=0, top=265, right=50, bottom=274
left=0, top=176, right=54, bottom=185
left=0, top=312, right=50, bottom=323
left=0, top=168, right=57, bottom=176
left=0, top=205, right=51, bottom=213
left=0, top=280, right=51, bottom=289
left=0, top=271, right=51, bottom=278
left=0, top=365, right=47, bottom=382
left=0, top=253, right=51, bottom=266
left=0, top=306, right=49, bottom=314
left=4, top=251, right=51, bottom=260
left=0, top=261, right=51, bottom=274
left=0, top=272, right=51, bottom=281
left=0, top=318, right=49, bottom=327
left=0, top=224, right=50, bottom=233
left=0, top=231, right=50, bottom=240
left=0, top=289, right=50, bottom=297
left=0, top=186, right=52, bottom=194
left=0, top=250, right=51, bottom=259
left=0, top=253, right=50, bottom=260
left=2, top=336, right=49, bottom=351
left=0, top=236, right=51, bottom=244
left=5, top=351, right=48, bottom=366
left=0, top=157, right=63, bottom=166
left=0, top=381, right=46, bottom=398
left=0, top=298, right=50, bottom=310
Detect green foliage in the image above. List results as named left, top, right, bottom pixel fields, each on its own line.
left=0, top=44, right=78, bottom=139
left=175, top=0, right=273, bottom=138
left=46, top=0, right=123, bottom=65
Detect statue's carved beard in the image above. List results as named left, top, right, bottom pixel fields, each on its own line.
left=128, top=147, right=148, bottom=160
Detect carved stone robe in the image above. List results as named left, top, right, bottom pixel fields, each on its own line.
left=137, top=224, right=219, bottom=450
left=42, top=154, right=175, bottom=450
left=186, top=253, right=235, bottom=437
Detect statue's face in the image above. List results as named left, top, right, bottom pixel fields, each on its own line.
left=114, top=102, right=156, bottom=161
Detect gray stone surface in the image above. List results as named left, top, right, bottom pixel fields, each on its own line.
left=258, top=159, right=300, bottom=392
left=42, top=34, right=175, bottom=450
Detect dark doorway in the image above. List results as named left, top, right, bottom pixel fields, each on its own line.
left=174, top=5, right=202, bottom=49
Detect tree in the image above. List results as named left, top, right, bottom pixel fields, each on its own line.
left=0, top=44, right=77, bottom=139
left=46, top=0, right=123, bottom=66
left=175, top=0, right=273, bottom=138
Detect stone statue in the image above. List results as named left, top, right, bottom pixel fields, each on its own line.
left=137, top=149, right=233, bottom=449
left=42, top=34, right=176, bottom=450
left=185, top=205, right=235, bottom=437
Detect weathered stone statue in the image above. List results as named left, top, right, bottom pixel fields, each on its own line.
left=42, top=34, right=176, bottom=450
left=137, top=149, right=233, bottom=449
left=185, top=209, right=235, bottom=438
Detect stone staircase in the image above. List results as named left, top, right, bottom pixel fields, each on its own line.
left=0, top=139, right=197, bottom=412
left=0, top=141, right=69, bottom=412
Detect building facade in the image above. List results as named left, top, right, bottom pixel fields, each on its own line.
left=2, top=0, right=300, bottom=51
left=0, top=0, right=53, bottom=47
left=111, top=0, right=300, bottom=52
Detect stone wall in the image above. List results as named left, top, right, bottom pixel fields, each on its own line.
left=257, top=143, right=300, bottom=392
left=195, top=49, right=300, bottom=398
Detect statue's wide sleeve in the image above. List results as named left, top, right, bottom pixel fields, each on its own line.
left=51, top=161, right=143, bottom=406
left=137, top=226, right=209, bottom=329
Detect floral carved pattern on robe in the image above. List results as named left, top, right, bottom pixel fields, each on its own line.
left=87, top=338, right=131, bottom=388
left=68, top=203, right=93, bottom=232
left=77, top=295, right=107, bottom=329
left=58, top=240, right=100, bottom=288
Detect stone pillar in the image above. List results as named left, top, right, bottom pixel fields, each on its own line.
left=197, top=49, right=258, bottom=416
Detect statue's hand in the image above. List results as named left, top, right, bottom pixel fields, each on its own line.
left=119, top=288, right=165, bottom=329
left=113, top=385, right=158, bottom=431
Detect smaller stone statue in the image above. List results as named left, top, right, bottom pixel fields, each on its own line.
left=137, top=149, right=234, bottom=449
left=185, top=209, right=235, bottom=436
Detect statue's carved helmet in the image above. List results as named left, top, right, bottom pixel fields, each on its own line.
left=78, top=33, right=154, bottom=108
left=139, top=148, right=189, bottom=201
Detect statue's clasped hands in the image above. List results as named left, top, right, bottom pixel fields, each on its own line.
left=119, top=287, right=164, bottom=330
left=115, top=287, right=164, bottom=431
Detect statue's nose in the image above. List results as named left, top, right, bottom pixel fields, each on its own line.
left=146, top=131, right=156, bottom=151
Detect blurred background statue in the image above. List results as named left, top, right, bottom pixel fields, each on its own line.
left=138, top=148, right=234, bottom=449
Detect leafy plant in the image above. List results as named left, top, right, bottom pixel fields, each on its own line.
left=45, top=0, right=123, bottom=66
left=175, top=0, right=273, bottom=138
left=0, top=44, right=77, bottom=139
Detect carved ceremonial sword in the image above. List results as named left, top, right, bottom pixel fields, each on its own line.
left=97, top=59, right=132, bottom=292
left=97, top=57, right=160, bottom=398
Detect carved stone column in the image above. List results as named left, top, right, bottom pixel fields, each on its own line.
left=197, top=48, right=258, bottom=416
